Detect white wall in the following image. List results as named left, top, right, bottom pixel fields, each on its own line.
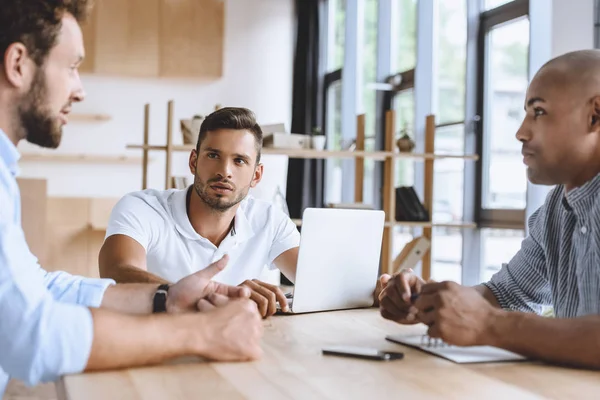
left=18, top=0, right=295, bottom=198
left=552, top=0, right=594, bottom=57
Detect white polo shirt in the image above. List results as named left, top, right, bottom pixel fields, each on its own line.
left=104, top=187, right=300, bottom=285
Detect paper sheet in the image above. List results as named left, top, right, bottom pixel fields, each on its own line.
left=386, top=334, right=527, bottom=364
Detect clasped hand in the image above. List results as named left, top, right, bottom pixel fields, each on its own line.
left=378, top=269, right=497, bottom=346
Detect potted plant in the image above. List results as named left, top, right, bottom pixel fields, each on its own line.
left=396, top=123, right=415, bottom=153
left=311, top=127, right=326, bottom=151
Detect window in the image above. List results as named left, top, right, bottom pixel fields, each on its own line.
left=324, top=80, right=343, bottom=204
left=362, top=0, right=379, bottom=205
left=477, top=1, right=530, bottom=229
left=470, top=0, right=529, bottom=284
left=430, top=0, right=467, bottom=283
left=482, top=17, right=529, bottom=211
left=480, top=228, right=525, bottom=281
left=324, top=0, right=345, bottom=205
left=393, top=0, right=417, bottom=72
left=327, top=0, right=346, bottom=72
left=485, top=0, right=514, bottom=10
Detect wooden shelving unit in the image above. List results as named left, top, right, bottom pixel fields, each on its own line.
left=128, top=100, right=479, bottom=279
left=69, top=113, right=112, bottom=122
left=20, top=153, right=143, bottom=164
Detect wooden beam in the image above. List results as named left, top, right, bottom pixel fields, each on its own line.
left=381, top=110, right=396, bottom=275
left=422, top=114, right=436, bottom=280
left=354, top=114, right=365, bottom=203
left=165, top=100, right=174, bottom=189
left=142, top=103, right=150, bottom=190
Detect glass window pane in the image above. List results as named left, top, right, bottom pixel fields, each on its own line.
left=435, top=0, right=467, bottom=125
left=485, top=0, right=514, bottom=10
left=393, top=0, right=417, bottom=72
left=431, top=123, right=465, bottom=284
left=328, top=0, right=346, bottom=71
left=480, top=228, right=525, bottom=282
left=325, top=81, right=343, bottom=204
left=393, top=90, right=415, bottom=187
left=362, top=0, right=378, bottom=205
left=482, top=17, right=529, bottom=210
left=431, top=227, right=463, bottom=283
left=434, top=124, right=465, bottom=222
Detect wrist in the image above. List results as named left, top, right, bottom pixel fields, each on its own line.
left=484, top=307, right=513, bottom=347
left=179, top=313, right=210, bottom=356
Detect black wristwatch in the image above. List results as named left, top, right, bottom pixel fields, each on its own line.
left=152, top=284, right=170, bottom=313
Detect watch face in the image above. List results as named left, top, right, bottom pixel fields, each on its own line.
left=153, top=290, right=168, bottom=313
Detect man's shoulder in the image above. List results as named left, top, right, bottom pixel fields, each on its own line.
left=112, top=188, right=178, bottom=219
left=240, top=196, right=290, bottom=225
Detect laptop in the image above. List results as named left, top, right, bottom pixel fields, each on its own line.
left=280, top=207, right=385, bottom=314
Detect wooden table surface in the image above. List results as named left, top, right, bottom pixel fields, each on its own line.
left=57, top=309, right=600, bottom=400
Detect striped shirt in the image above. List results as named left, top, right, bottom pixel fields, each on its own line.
left=483, top=173, right=600, bottom=318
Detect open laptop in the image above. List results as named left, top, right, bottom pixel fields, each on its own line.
left=280, top=207, right=385, bottom=314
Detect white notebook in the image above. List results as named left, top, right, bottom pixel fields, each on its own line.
left=386, top=334, right=527, bottom=364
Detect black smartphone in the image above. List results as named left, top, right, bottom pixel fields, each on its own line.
left=322, top=346, right=404, bottom=361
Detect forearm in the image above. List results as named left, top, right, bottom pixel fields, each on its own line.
left=273, top=247, right=298, bottom=283
left=474, top=284, right=501, bottom=308
left=488, top=310, right=600, bottom=369
left=86, top=309, right=202, bottom=371
left=100, top=284, right=161, bottom=314
left=100, top=263, right=169, bottom=284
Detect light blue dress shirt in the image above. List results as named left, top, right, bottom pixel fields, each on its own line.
left=0, top=130, right=114, bottom=397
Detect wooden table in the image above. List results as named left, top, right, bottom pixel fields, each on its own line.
left=57, top=309, right=600, bottom=400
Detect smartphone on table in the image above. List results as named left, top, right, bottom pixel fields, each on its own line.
left=322, top=345, right=404, bottom=361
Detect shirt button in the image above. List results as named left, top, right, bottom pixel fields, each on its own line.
left=581, top=226, right=588, bottom=234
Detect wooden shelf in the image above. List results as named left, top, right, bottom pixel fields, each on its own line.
left=385, top=221, right=477, bottom=229
left=126, top=144, right=478, bottom=161
left=20, top=153, right=144, bottom=165
left=394, top=152, right=479, bottom=161
left=70, top=113, right=111, bottom=122
left=292, top=219, right=476, bottom=229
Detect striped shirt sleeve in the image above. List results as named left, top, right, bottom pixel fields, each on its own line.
left=482, top=207, right=553, bottom=314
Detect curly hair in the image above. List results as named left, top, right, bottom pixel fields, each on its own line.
left=0, top=0, right=93, bottom=66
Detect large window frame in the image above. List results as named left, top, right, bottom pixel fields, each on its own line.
left=475, top=0, right=530, bottom=230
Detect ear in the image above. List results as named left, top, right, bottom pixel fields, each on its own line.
left=250, top=163, right=264, bottom=188
left=3, top=42, right=33, bottom=89
left=589, top=96, right=600, bottom=133
left=189, top=149, right=198, bottom=175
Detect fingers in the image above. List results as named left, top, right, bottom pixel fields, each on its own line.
left=194, top=254, right=229, bottom=280
left=242, top=280, right=278, bottom=317
left=214, top=282, right=251, bottom=299
left=207, top=293, right=230, bottom=307
left=253, top=280, right=289, bottom=313
left=197, top=298, right=215, bottom=312
left=380, top=295, right=408, bottom=321
left=397, top=269, right=425, bottom=302
left=420, top=281, right=447, bottom=295
left=379, top=274, right=392, bottom=287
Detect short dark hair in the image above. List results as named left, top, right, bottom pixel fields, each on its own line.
left=196, top=107, right=263, bottom=163
left=0, top=0, right=93, bottom=66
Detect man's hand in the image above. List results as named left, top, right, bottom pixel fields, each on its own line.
left=414, top=281, right=497, bottom=346
left=167, top=255, right=251, bottom=313
left=372, top=274, right=390, bottom=307
left=194, top=299, right=264, bottom=361
left=378, top=269, right=425, bottom=324
left=239, top=279, right=289, bottom=318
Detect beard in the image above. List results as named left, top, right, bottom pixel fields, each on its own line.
left=16, top=67, right=63, bottom=148
left=193, top=175, right=249, bottom=212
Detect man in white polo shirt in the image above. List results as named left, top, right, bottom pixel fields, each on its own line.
left=100, top=108, right=299, bottom=317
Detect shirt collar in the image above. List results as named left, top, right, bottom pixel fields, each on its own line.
left=171, top=186, right=255, bottom=244
left=562, top=173, right=600, bottom=213
left=0, top=129, right=21, bottom=176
